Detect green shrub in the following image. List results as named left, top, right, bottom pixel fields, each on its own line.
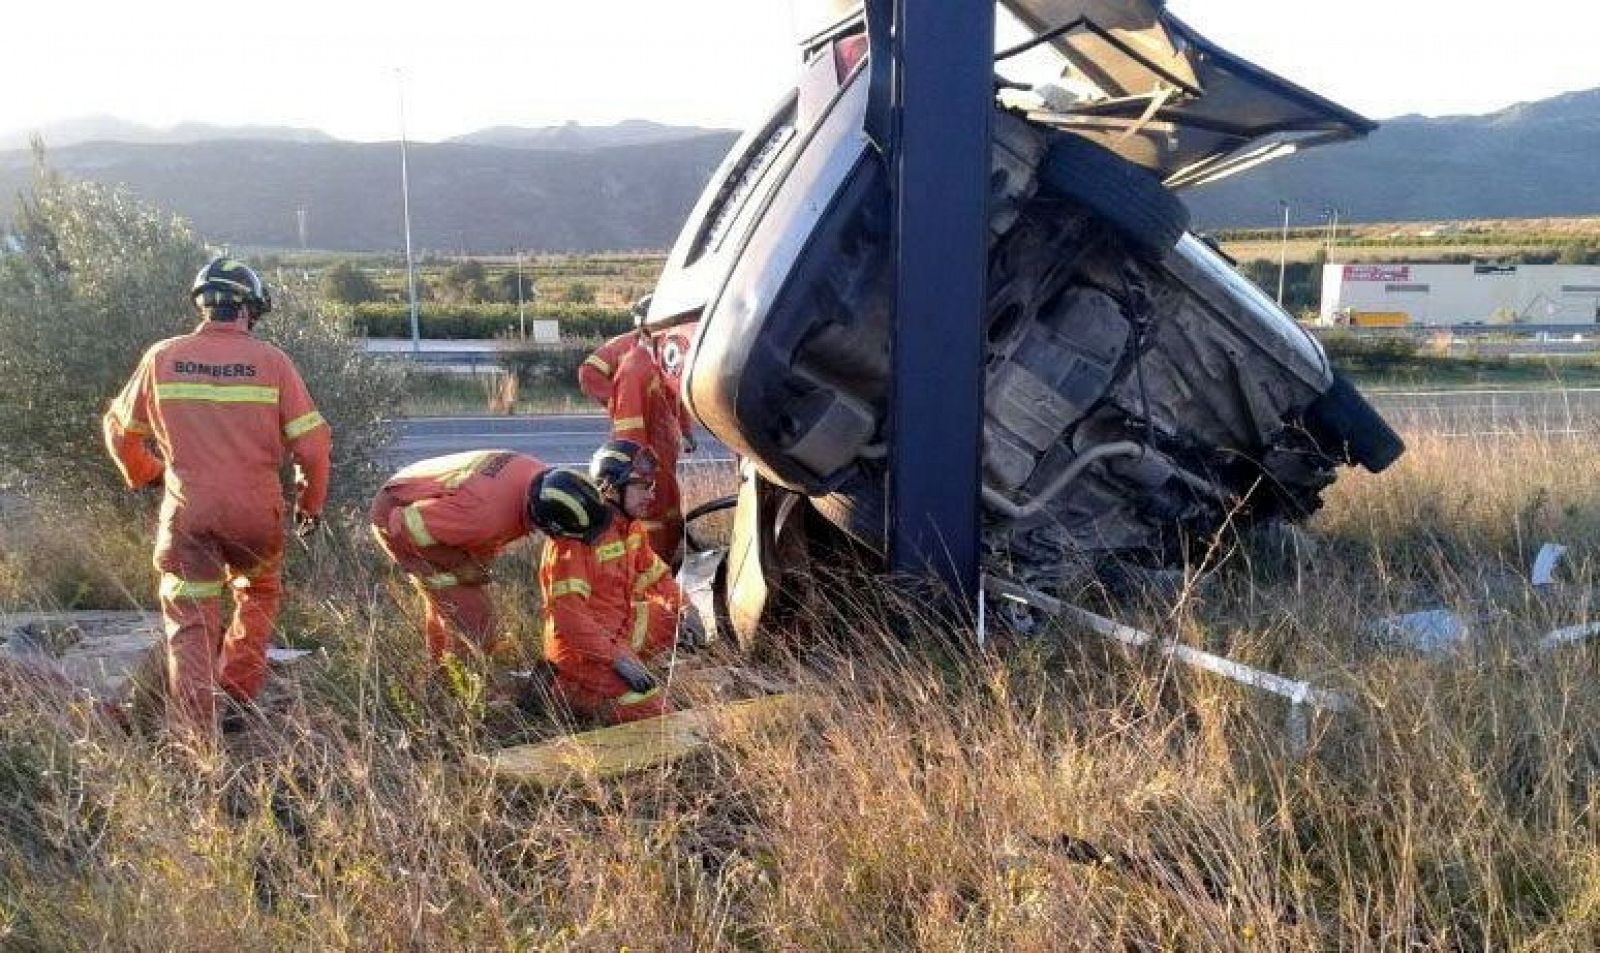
left=0, top=157, right=202, bottom=501
left=319, top=260, right=382, bottom=305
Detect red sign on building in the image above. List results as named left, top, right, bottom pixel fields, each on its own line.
left=1343, top=265, right=1412, bottom=282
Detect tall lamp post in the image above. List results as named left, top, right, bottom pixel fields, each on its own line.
left=397, top=71, right=421, bottom=359
left=1275, top=199, right=1291, bottom=306
left=516, top=251, right=526, bottom=340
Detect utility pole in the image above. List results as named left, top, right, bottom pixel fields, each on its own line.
left=296, top=207, right=308, bottom=250
left=397, top=70, right=421, bottom=359
left=516, top=252, right=526, bottom=340
left=1275, top=199, right=1291, bottom=306
left=887, top=0, right=990, bottom=604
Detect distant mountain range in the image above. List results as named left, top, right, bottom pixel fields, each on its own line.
left=2, top=91, right=1598, bottom=252
left=1185, top=88, right=1600, bottom=229
left=0, top=117, right=337, bottom=151
left=0, top=124, right=738, bottom=252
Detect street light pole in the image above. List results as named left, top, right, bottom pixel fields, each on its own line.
left=1276, top=199, right=1291, bottom=306
left=516, top=252, right=526, bottom=340
left=397, top=71, right=421, bottom=359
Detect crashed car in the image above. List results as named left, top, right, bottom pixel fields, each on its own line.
left=646, top=1, right=1404, bottom=639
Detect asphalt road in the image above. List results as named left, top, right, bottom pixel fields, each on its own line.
left=388, top=415, right=732, bottom=468
left=387, top=387, right=1600, bottom=468
left=1365, top=386, right=1600, bottom=437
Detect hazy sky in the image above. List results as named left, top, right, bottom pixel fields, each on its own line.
left=3, top=1, right=1596, bottom=142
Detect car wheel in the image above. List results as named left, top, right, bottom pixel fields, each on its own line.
left=1036, top=133, right=1190, bottom=261
left=1304, top=371, right=1406, bottom=472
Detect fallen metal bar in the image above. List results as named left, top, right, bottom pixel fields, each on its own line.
left=982, top=576, right=1352, bottom=753
left=1536, top=621, right=1600, bottom=653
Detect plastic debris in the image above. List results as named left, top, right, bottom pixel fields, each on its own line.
left=1369, top=609, right=1471, bottom=654
left=1531, top=543, right=1568, bottom=588
left=1536, top=621, right=1600, bottom=653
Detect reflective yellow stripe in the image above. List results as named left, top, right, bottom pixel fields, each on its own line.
left=626, top=534, right=644, bottom=551
left=284, top=410, right=326, bottom=440
left=614, top=416, right=646, bottom=432
left=155, top=382, right=279, bottom=404
left=617, top=687, right=660, bottom=706
left=159, top=573, right=224, bottom=600
left=548, top=578, right=592, bottom=599
left=631, top=601, right=649, bottom=651
left=403, top=504, right=436, bottom=547
left=418, top=572, right=459, bottom=590
left=638, top=520, right=664, bottom=530
left=634, top=558, right=668, bottom=593
left=392, top=450, right=503, bottom=489
left=123, top=419, right=152, bottom=436
left=584, top=355, right=613, bottom=375
left=542, top=487, right=591, bottom=529
left=596, top=541, right=627, bottom=563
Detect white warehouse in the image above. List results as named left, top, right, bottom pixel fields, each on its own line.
left=1319, top=262, right=1600, bottom=326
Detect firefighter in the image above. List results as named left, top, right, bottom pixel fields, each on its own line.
left=604, top=332, right=695, bottom=566
left=103, top=256, right=331, bottom=743
left=370, top=451, right=609, bottom=664
left=576, top=330, right=637, bottom=407
left=575, top=295, right=654, bottom=407
left=539, top=439, right=701, bottom=724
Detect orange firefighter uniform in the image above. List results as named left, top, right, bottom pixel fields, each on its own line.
left=103, top=320, right=331, bottom=736
left=577, top=332, right=638, bottom=407
left=607, top=342, right=694, bottom=562
left=369, top=450, right=551, bottom=661
left=539, top=513, right=683, bottom=723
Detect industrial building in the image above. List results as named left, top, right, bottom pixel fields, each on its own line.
left=1319, top=262, right=1600, bottom=327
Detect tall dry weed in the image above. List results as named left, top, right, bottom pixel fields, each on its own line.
left=0, top=431, right=1597, bottom=949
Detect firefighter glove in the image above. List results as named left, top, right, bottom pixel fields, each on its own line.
left=613, top=656, right=656, bottom=694
left=678, top=607, right=708, bottom=648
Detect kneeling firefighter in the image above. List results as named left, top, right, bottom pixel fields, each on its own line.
left=538, top=439, right=702, bottom=724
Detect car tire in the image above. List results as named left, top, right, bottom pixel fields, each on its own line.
left=1037, top=133, right=1190, bottom=260
left=1304, top=371, right=1406, bottom=472
left=810, top=468, right=887, bottom=556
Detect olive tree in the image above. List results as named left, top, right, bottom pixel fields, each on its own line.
left=0, top=154, right=402, bottom=508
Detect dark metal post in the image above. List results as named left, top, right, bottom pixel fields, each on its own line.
left=887, top=0, right=991, bottom=602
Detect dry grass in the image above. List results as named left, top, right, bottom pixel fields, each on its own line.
left=2, top=432, right=1599, bottom=949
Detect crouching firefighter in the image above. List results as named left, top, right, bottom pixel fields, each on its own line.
left=102, top=256, right=331, bottom=744
left=539, top=439, right=703, bottom=724
left=370, top=451, right=608, bottom=664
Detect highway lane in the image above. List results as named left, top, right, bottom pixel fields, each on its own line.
left=388, top=414, right=732, bottom=468
left=386, top=387, right=1600, bottom=468
left=1365, top=386, right=1600, bottom=437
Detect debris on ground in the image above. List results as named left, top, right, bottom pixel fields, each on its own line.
left=478, top=693, right=806, bottom=786
left=1368, top=609, right=1472, bottom=655
left=1531, top=542, right=1569, bottom=588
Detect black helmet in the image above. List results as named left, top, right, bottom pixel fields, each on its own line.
left=191, top=256, right=273, bottom=316
left=588, top=439, right=658, bottom=498
left=528, top=468, right=611, bottom=543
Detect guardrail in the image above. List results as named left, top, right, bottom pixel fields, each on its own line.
left=1321, top=323, right=1600, bottom=338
